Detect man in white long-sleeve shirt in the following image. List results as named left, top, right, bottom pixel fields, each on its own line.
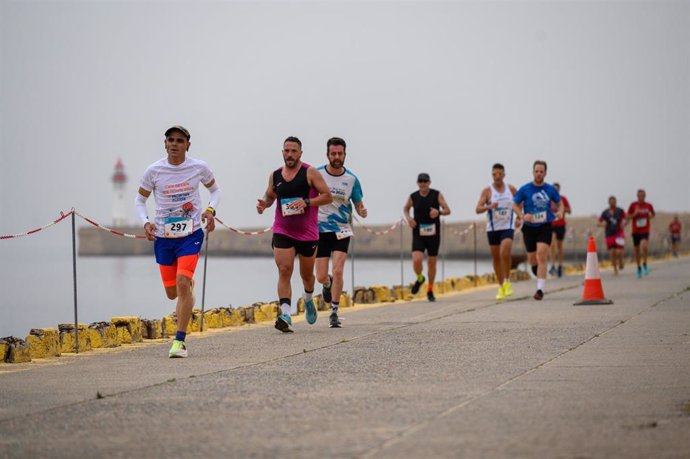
left=134, top=125, right=221, bottom=358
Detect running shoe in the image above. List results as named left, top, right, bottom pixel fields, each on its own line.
left=503, top=281, right=513, bottom=297
left=557, top=265, right=563, bottom=278
left=496, top=285, right=506, bottom=300
left=531, top=265, right=538, bottom=276
left=637, top=267, right=642, bottom=279
left=642, top=265, right=649, bottom=276
left=329, top=311, right=341, bottom=328
left=275, top=314, right=294, bottom=333
left=411, top=276, right=425, bottom=294
left=427, top=291, right=436, bottom=302
left=533, top=289, right=544, bottom=301
left=322, top=274, right=333, bottom=304
left=305, top=299, right=318, bottom=325
left=168, top=340, right=188, bottom=358
left=548, top=265, right=557, bottom=276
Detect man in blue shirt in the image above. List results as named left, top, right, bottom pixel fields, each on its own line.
left=512, top=160, right=564, bottom=300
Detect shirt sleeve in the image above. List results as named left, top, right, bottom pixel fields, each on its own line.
left=550, top=185, right=561, bottom=203
left=513, top=187, right=524, bottom=204
left=351, top=177, right=364, bottom=203
left=199, top=161, right=215, bottom=185
left=140, top=166, right=154, bottom=192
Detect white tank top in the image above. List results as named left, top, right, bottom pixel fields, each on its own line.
left=486, top=183, right=515, bottom=232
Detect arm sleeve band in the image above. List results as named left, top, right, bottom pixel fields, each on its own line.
left=207, top=183, right=221, bottom=210
left=134, top=193, right=149, bottom=226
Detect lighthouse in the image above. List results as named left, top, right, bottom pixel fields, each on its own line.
left=112, top=159, right=128, bottom=226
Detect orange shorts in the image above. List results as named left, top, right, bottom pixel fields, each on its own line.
left=159, top=254, right=200, bottom=287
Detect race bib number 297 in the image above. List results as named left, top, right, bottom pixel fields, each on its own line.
left=164, top=217, right=193, bottom=238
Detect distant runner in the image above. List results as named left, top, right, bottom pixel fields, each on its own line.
left=475, top=163, right=517, bottom=300
left=598, top=196, right=626, bottom=275
left=512, top=160, right=564, bottom=301
left=548, top=182, right=571, bottom=278
left=669, top=215, right=681, bottom=257
left=135, top=125, right=221, bottom=358
left=627, top=189, right=655, bottom=278
left=256, top=136, right=333, bottom=333
left=315, top=137, right=367, bottom=328
left=404, top=173, right=451, bottom=302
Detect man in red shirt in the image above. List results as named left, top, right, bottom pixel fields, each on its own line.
left=627, top=189, right=655, bottom=277
left=548, top=182, right=571, bottom=278
left=669, top=215, right=681, bottom=257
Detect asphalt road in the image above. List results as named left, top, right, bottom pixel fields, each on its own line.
left=1, top=257, right=689, bottom=458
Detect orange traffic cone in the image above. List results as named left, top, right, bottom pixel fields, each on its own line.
left=574, top=236, right=613, bottom=305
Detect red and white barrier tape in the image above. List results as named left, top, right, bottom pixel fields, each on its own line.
left=353, top=217, right=404, bottom=236
left=215, top=217, right=272, bottom=236
left=73, top=210, right=147, bottom=239
left=446, top=223, right=476, bottom=236
left=0, top=210, right=74, bottom=240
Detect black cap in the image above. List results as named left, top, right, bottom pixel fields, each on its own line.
left=417, top=173, right=431, bottom=182
left=165, top=125, right=191, bottom=140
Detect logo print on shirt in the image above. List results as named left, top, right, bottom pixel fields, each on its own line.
left=531, top=191, right=550, bottom=209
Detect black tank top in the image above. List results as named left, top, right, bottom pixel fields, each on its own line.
left=410, top=189, right=440, bottom=237
left=273, top=165, right=310, bottom=200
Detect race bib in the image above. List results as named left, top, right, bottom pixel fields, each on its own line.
left=494, top=208, right=511, bottom=222
left=419, top=223, right=436, bottom=236
left=164, top=217, right=193, bottom=238
left=281, top=198, right=304, bottom=217
left=615, top=237, right=625, bottom=247
left=530, top=211, right=547, bottom=224
left=335, top=227, right=354, bottom=240
left=635, top=218, right=648, bottom=228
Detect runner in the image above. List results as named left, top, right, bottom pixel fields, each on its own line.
left=598, top=196, right=626, bottom=275
left=315, top=137, right=367, bottom=328
left=626, top=189, right=655, bottom=278
left=135, top=125, right=221, bottom=358
left=256, top=136, right=333, bottom=333
left=475, top=163, right=517, bottom=300
left=669, top=215, right=681, bottom=257
left=403, top=173, right=451, bottom=302
left=512, top=160, right=564, bottom=300
left=548, top=182, right=571, bottom=278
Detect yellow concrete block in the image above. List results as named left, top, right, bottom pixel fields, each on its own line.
left=116, top=326, right=133, bottom=345
left=162, top=315, right=177, bottom=337
left=188, top=309, right=207, bottom=332
left=370, top=285, right=393, bottom=303
left=222, top=308, right=244, bottom=328
left=0, top=340, right=8, bottom=362
left=88, top=322, right=120, bottom=348
left=202, top=308, right=224, bottom=329
left=4, top=337, right=31, bottom=363
left=340, top=292, right=353, bottom=307
left=59, top=324, right=91, bottom=353
left=142, top=319, right=162, bottom=339
left=391, top=286, right=410, bottom=300
left=252, top=303, right=270, bottom=322
left=111, top=317, right=143, bottom=343
left=26, top=328, right=61, bottom=358
left=260, top=303, right=278, bottom=320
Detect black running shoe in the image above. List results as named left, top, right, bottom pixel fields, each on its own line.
left=411, top=276, right=425, bottom=294
left=274, top=314, right=294, bottom=333
left=531, top=265, right=538, bottom=276
left=427, top=291, right=436, bottom=302
left=329, top=311, right=341, bottom=328
left=533, top=289, right=544, bottom=301
left=322, top=274, right=333, bottom=304
left=557, top=265, right=563, bottom=278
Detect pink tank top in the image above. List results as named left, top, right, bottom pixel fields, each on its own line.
left=272, top=163, right=319, bottom=241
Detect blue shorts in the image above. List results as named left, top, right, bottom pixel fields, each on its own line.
left=487, top=229, right=514, bottom=246
left=154, top=229, right=205, bottom=266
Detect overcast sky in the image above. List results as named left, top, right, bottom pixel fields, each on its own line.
left=2, top=0, right=689, bottom=243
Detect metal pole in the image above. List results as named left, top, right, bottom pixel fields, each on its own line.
left=400, top=219, right=404, bottom=299
left=71, top=211, right=79, bottom=354
left=199, top=231, right=210, bottom=333
left=441, top=219, right=445, bottom=284
left=473, top=223, right=477, bottom=287
left=350, top=233, right=355, bottom=306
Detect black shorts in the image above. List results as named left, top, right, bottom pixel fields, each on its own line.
left=671, top=235, right=681, bottom=244
left=632, top=233, right=649, bottom=247
left=552, top=225, right=566, bottom=241
left=487, top=229, right=514, bottom=246
left=412, top=235, right=440, bottom=256
left=316, top=232, right=350, bottom=258
left=521, top=224, right=553, bottom=253
left=272, top=233, right=318, bottom=257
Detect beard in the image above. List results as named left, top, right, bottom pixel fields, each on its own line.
left=284, top=156, right=298, bottom=167
left=329, top=159, right=344, bottom=169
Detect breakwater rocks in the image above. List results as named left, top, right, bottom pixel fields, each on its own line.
left=0, top=268, right=542, bottom=364
left=78, top=213, right=687, bottom=258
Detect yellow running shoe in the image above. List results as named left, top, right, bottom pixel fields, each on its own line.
left=168, top=340, right=188, bottom=358
left=503, top=281, right=513, bottom=297
left=496, top=285, right=506, bottom=300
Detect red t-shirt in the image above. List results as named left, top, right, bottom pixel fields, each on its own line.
left=551, top=195, right=570, bottom=227
left=627, top=202, right=655, bottom=234
left=669, top=221, right=681, bottom=235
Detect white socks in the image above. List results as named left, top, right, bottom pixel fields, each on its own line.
left=537, top=278, right=545, bottom=291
